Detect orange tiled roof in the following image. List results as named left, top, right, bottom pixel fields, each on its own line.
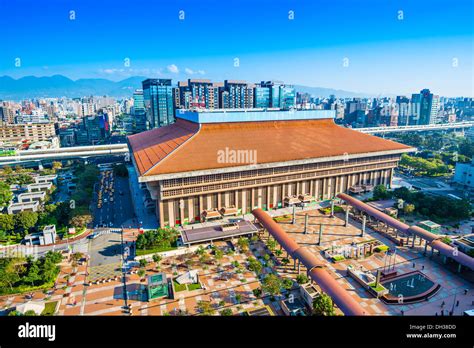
left=128, top=118, right=411, bottom=177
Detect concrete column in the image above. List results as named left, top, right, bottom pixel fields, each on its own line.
left=411, top=235, right=416, bottom=248
left=330, top=200, right=335, bottom=217
left=318, top=224, right=323, bottom=245
left=344, top=206, right=350, bottom=227
left=361, top=214, right=366, bottom=237
left=304, top=213, right=309, bottom=234
left=424, top=242, right=428, bottom=256
left=297, top=259, right=301, bottom=274
left=292, top=205, right=296, bottom=224
left=457, top=264, right=462, bottom=273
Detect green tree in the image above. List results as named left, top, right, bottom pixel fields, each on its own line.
left=266, top=238, right=277, bottom=251
left=24, top=261, right=42, bottom=286
left=220, top=308, right=233, bottom=316
left=237, top=237, right=249, bottom=252
left=0, top=214, right=15, bottom=233
left=247, top=257, right=263, bottom=274
left=14, top=211, right=38, bottom=235
left=69, top=214, right=92, bottom=228
left=139, top=259, right=147, bottom=268
left=152, top=254, right=162, bottom=264
left=0, top=181, right=13, bottom=207
left=262, top=274, right=282, bottom=297
left=282, top=278, right=294, bottom=290
left=312, top=293, right=336, bottom=316
left=196, top=300, right=215, bottom=315
left=373, top=185, right=391, bottom=200
left=403, top=203, right=415, bottom=215
left=296, top=273, right=309, bottom=284
left=214, top=248, right=224, bottom=261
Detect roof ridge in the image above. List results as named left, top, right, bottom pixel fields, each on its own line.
left=142, top=121, right=202, bottom=176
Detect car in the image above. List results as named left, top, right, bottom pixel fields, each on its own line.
left=88, top=233, right=99, bottom=240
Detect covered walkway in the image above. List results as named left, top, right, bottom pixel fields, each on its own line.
left=252, top=208, right=366, bottom=316
left=336, top=193, right=474, bottom=271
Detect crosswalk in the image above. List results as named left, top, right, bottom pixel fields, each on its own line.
left=94, top=228, right=123, bottom=236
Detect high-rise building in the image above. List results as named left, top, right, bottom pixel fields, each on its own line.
left=253, top=81, right=296, bottom=109
left=176, top=79, right=220, bottom=110
left=412, top=89, right=439, bottom=125
left=396, top=96, right=411, bottom=126
left=132, top=89, right=147, bottom=133
left=220, top=80, right=253, bottom=109
left=142, top=79, right=174, bottom=129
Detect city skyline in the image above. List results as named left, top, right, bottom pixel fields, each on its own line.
left=1, top=0, right=473, bottom=97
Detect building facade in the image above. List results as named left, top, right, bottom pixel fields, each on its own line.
left=142, top=79, right=174, bottom=129
left=128, top=109, right=413, bottom=227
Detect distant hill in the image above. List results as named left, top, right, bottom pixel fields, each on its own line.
left=293, top=85, right=374, bottom=98
left=0, top=75, right=372, bottom=100
left=0, top=75, right=147, bottom=100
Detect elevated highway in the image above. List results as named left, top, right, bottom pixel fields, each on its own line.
left=356, top=121, right=474, bottom=134
left=0, top=143, right=129, bottom=165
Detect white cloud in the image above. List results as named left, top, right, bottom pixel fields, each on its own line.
left=185, top=67, right=206, bottom=75
left=167, top=64, right=179, bottom=74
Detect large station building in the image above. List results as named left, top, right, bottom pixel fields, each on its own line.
left=128, top=109, right=413, bottom=227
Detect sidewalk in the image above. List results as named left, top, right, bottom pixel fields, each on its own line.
left=127, top=165, right=158, bottom=230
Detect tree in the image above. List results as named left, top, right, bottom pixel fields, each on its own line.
left=247, top=257, right=262, bottom=274
left=312, top=293, right=336, bottom=316
left=237, top=237, right=249, bottom=252
left=196, top=300, right=215, bottom=315
left=214, top=248, right=224, bottom=261
left=139, top=259, right=147, bottom=268
left=137, top=269, right=146, bottom=279
left=0, top=259, right=21, bottom=291
left=0, top=214, right=15, bottom=233
left=52, top=161, right=62, bottom=170
left=266, top=238, right=277, bottom=251
left=296, top=273, right=309, bottom=284
left=220, top=308, right=233, bottom=316
left=23, top=310, right=37, bottom=316
left=14, top=211, right=38, bottom=235
left=373, top=185, right=391, bottom=200
left=282, top=278, right=294, bottom=290
left=261, top=274, right=282, bottom=297
left=69, top=214, right=92, bottom=228
left=152, top=254, right=162, bottom=264
left=24, top=261, right=41, bottom=286
left=0, top=181, right=13, bottom=207
left=403, top=203, right=415, bottom=215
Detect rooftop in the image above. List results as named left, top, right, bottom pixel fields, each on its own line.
left=128, top=111, right=413, bottom=178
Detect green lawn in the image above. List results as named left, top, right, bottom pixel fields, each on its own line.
left=273, top=215, right=292, bottom=222
left=369, top=282, right=386, bottom=292
left=173, top=280, right=186, bottom=292
left=41, top=301, right=58, bottom=316
left=187, top=283, right=202, bottom=291
left=136, top=246, right=177, bottom=256
left=374, top=245, right=389, bottom=253
left=0, top=280, right=55, bottom=296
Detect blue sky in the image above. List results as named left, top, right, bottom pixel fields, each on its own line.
left=1, top=0, right=473, bottom=96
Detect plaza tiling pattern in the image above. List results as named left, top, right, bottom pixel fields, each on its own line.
left=1, top=210, right=472, bottom=316
left=276, top=210, right=473, bottom=315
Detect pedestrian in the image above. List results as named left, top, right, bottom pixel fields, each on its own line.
left=435, top=312, right=438, bottom=316
left=401, top=310, right=404, bottom=316
left=441, top=301, right=445, bottom=307
left=456, top=300, right=460, bottom=307
left=464, top=289, right=468, bottom=295
left=421, top=265, right=424, bottom=270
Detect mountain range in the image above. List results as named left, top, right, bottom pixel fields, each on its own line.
left=0, top=75, right=372, bottom=100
